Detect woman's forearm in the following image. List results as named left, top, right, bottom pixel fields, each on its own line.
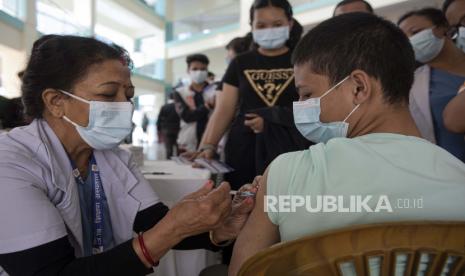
left=200, top=107, right=234, bottom=146
left=0, top=237, right=152, bottom=276
left=443, top=92, right=465, bottom=133
left=133, top=216, right=183, bottom=268
left=200, top=85, right=238, bottom=146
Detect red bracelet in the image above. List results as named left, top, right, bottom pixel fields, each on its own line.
left=138, top=232, right=159, bottom=267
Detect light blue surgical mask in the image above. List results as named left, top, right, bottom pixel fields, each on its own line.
left=456, top=26, right=465, bottom=52
left=60, top=90, right=134, bottom=150
left=409, top=28, right=445, bottom=63
left=252, top=26, right=289, bottom=50
left=190, top=70, right=208, bottom=84
left=293, top=76, right=360, bottom=144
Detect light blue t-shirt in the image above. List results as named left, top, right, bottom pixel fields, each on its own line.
left=267, top=133, right=465, bottom=242
left=430, top=68, right=465, bottom=162
left=77, top=163, right=115, bottom=256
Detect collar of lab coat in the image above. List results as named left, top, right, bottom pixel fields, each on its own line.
left=36, top=119, right=140, bottom=255
left=410, top=65, right=436, bottom=144
left=38, top=119, right=138, bottom=193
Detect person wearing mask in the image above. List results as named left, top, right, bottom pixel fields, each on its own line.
left=443, top=0, right=465, bottom=52
left=333, top=0, right=374, bottom=16
left=195, top=0, right=309, bottom=192
left=442, top=0, right=465, bottom=134
left=398, top=8, right=465, bottom=162
left=174, top=54, right=216, bottom=153
left=157, top=94, right=181, bottom=158
left=229, top=13, right=465, bottom=275
left=0, top=35, right=257, bottom=276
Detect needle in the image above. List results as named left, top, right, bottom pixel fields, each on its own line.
left=230, top=191, right=256, bottom=197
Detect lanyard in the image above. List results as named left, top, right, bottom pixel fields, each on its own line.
left=71, top=154, right=104, bottom=254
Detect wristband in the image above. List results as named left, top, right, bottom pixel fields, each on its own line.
left=198, top=144, right=217, bottom=152
left=209, top=230, right=234, bottom=247
left=138, top=232, right=159, bottom=267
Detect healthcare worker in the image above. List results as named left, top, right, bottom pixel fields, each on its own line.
left=0, top=35, right=256, bottom=276
left=398, top=8, right=465, bottom=162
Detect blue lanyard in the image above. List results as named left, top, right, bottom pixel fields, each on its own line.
left=71, top=154, right=104, bottom=254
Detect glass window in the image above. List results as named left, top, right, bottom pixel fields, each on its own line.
left=0, top=0, right=25, bottom=20
left=36, top=0, right=91, bottom=35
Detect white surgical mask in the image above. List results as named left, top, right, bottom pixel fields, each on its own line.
left=293, top=76, right=360, bottom=144
left=409, top=28, right=445, bottom=63
left=190, top=70, right=208, bottom=84
left=60, top=90, right=134, bottom=150
left=456, top=26, right=465, bottom=52
left=252, top=26, right=290, bottom=50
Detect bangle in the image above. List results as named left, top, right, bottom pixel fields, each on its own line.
left=198, top=144, right=217, bottom=152
left=209, top=230, right=234, bottom=247
left=138, top=232, right=159, bottom=267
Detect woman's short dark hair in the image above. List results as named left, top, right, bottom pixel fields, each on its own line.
left=293, top=13, right=415, bottom=105
left=397, top=7, right=449, bottom=29
left=333, top=0, right=374, bottom=15
left=22, top=35, right=133, bottom=119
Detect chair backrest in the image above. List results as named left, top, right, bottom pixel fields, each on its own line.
left=237, top=221, right=465, bottom=276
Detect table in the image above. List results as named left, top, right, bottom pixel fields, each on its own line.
left=141, top=160, right=220, bottom=276
left=142, top=160, right=210, bottom=206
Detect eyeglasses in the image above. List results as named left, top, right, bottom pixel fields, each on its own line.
left=446, top=15, right=465, bottom=39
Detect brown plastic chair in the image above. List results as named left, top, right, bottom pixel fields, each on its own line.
left=237, top=221, right=465, bottom=276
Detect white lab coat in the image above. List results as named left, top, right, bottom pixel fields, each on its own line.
left=409, top=65, right=436, bottom=144
left=0, top=120, right=159, bottom=261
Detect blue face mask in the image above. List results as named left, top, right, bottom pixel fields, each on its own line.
left=293, top=76, right=360, bottom=144
left=252, top=26, right=290, bottom=50
left=409, top=28, right=445, bottom=63
left=60, top=90, right=134, bottom=150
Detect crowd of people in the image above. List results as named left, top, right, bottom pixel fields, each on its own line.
left=161, top=0, right=465, bottom=193
left=0, top=0, right=465, bottom=275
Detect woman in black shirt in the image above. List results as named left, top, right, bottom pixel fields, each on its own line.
left=197, top=0, right=309, bottom=190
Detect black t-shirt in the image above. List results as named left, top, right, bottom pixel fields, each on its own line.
left=222, top=49, right=298, bottom=117
left=221, top=49, right=301, bottom=189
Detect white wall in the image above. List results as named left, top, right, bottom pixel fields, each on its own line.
left=0, top=45, right=26, bottom=98
left=171, top=0, right=237, bottom=21
left=0, top=20, right=22, bottom=50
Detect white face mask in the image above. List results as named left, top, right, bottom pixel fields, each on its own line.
left=456, top=26, right=465, bottom=52
left=189, top=70, right=208, bottom=84
left=293, top=76, right=360, bottom=144
left=253, top=26, right=290, bottom=50
left=409, top=28, right=445, bottom=63
left=60, top=90, right=134, bottom=150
